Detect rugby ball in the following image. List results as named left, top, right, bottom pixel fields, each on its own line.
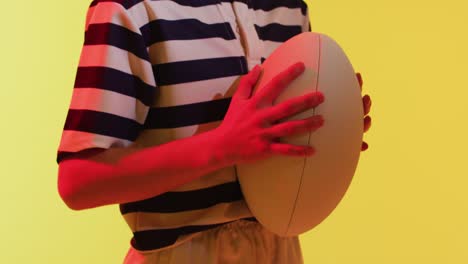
left=236, top=32, right=364, bottom=236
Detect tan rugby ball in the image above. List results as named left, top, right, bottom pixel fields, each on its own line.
left=236, top=32, right=364, bottom=236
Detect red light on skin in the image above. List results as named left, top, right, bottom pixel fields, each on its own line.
left=356, top=72, right=372, bottom=151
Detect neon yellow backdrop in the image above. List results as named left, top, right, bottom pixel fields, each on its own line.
left=1, top=0, right=466, bottom=263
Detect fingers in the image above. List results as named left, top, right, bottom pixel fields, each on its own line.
left=363, top=114, right=371, bottom=151
left=272, top=140, right=366, bottom=155
left=253, top=62, right=305, bottom=107
left=364, top=116, right=372, bottom=132
left=269, top=143, right=316, bottom=157
left=363, top=94, right=372, bottom=115
left=262, top=91, right=324, bottom=124
left=362, top=86, right=371, bottom=151
left=361, top=142, right=368, bottom=151
left=356, top=72, right=363, bottom=90
left=235, top=65, right=263, bottom=101
left=262, top=115, right=324, bottom=139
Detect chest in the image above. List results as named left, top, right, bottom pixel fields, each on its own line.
left=141, top=2, right=304, bottom=66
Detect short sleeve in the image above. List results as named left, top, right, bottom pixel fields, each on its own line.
left=56, top=1, right=156, bottom=164
left=301, top=1, right=311, bottom=32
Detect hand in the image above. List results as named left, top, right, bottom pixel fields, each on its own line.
left=216, top=62, right=325, bottom=166
left=356, top=72, right=372, bottom=151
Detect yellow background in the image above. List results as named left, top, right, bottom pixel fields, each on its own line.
left=1, top=0, right=467, bottom=263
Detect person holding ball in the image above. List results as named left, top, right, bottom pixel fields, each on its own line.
left=56, top=0, right=372, bottom=263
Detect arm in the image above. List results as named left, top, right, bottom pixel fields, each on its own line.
left=58, top=2, right=324, bottom=211
left=58, top=129, right=229, bottom=211
left=58, top=63, right=325, bottom=211
left=57, top=2, right=231, bottom=211
left=57, top=1, right=221, bottom=210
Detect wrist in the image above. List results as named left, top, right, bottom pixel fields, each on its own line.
left=207, top=128, right=237, bottom=168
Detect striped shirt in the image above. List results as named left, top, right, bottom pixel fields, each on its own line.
left=57, top=0, right=311, bottom=252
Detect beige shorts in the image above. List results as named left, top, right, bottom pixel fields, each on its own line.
left=123, top=219, right=303, bottom=264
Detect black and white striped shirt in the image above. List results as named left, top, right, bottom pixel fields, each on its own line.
left=57, top=0, right=311, bottom=252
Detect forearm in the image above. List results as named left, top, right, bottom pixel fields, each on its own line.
left=58, top=129, right=231, bottom=210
